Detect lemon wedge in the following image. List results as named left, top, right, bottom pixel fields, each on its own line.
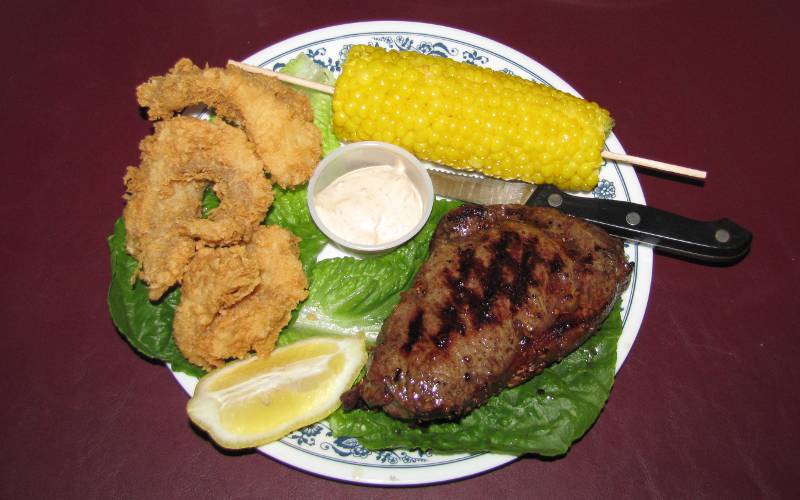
left=187, top=335, right=367, bottom=449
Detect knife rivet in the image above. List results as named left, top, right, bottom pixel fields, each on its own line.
left=547, top=193, right=563, bottom=207
left=715, top=228, right=731, bottom=243
left=625, top=212, right=641, bottom=226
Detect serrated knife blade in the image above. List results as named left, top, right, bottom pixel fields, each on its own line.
left=428, top=169, right=536, bottom=205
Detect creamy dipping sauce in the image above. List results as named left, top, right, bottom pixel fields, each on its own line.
left=314, top=164, right=423, bottom=246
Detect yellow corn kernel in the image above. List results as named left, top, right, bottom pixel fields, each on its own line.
left=332, top=45, right=613, bottom=191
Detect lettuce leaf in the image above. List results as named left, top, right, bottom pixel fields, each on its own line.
left=328, top=301, right=622, bottom=457
left=265, top=185, right=328, bottom=275
left=279, top=198, right=462, bottom=345
left=107, top=218, right=204, bottom=377
left=279, top=54, right=340, bottom=156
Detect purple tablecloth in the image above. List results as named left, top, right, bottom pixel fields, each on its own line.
left=3, top=0, right=797, bottom=496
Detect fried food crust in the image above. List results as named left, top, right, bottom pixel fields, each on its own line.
left=136, top=58, right=322, bottom=188
left=123, top=117, right=273, bottom=300
left=173, top=225, right=309, bottom=370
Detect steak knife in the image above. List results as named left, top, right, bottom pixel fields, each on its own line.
left=427, top=169, right=752, bottom=263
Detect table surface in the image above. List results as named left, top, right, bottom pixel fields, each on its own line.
left=3, top=0, right=798, bottom=497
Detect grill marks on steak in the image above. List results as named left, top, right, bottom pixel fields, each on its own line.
left=341, top=205, right=633, bottom=422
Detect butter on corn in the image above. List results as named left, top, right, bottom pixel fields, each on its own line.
left=332, top=45, right=614, bottom=191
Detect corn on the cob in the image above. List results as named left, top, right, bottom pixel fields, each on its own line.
left=332, top=45, right=614, bottom=191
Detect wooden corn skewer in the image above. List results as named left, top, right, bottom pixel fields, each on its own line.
left=597, top=151, right=706, bottom=179
left=228, top=60, right=708, bottom=180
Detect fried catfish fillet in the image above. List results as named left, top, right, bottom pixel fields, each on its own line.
left=137, top=58, right=322, bottom=188
left=172, top=226, right=309, bottom=370
left=123, top=117, right=272, bottom=300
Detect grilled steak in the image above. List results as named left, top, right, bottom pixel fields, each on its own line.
left=341, top=204, right=632, bottom=422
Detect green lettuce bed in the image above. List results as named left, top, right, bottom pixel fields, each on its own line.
left=107, top=54, right=622, bottom=457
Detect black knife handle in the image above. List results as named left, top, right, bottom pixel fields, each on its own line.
left=527, top=185, right=752, bottom=263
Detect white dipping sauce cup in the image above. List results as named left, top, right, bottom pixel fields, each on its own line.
left=307, top=142, right=434, bottom=253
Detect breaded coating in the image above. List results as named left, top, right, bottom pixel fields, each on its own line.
left=137, top=58, right=322, bottom=188
left=173, top=225, right=309, bottom=370
left=123, top=117, right=273, bottom=300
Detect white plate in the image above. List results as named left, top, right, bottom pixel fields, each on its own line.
left=171, top=20, right=652, bottom=486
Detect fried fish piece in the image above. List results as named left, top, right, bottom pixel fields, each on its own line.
left=173, top=225, right=309, bottom=370
left=123, top=117, right=273, bottom=300
left=137, top=58, right=322, bottom=188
